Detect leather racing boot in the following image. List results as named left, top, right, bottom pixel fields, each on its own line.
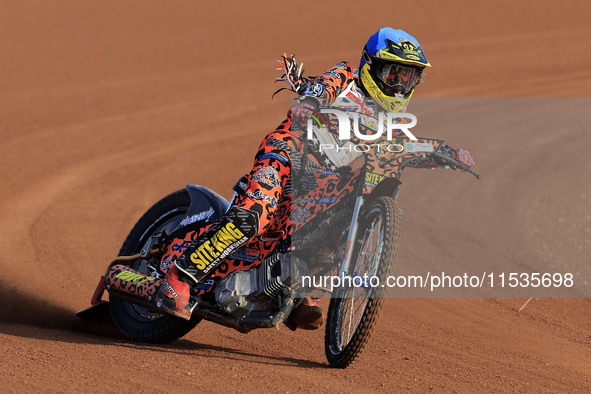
left=285, top=297, right=324, bottom=330
left=154, top=264, right=192, bottom=320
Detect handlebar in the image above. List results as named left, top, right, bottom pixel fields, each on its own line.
left=431, top=152, right=481, bottom=180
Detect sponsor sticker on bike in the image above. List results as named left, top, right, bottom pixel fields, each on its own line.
left=179, top=207, right=215, bottom=226
left=115, top=271, right=155, bottom=286
left=189, top=222, right=249, bottom=273
left=259, top=230, right=285, bottom=242
left=405, top=142, right=433, bottom=153
left=229, top=247, right=260, bottom=263
left=365, top=172, right=385, bottom=187
left=318, top=196, right=338, bottom=204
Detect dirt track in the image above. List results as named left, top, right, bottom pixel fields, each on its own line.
left=1, top=1, right=589, bottom=392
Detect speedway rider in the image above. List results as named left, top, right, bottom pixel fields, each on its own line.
left=155, top=27, right=475, bottom=329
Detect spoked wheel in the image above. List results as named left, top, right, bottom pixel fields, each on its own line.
left=325, top=196, right=400, bottom=368
left=109, top=189, right=201, bottom=343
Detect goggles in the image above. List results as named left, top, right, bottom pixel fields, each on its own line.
left=372, top=60, right=423, bottom=95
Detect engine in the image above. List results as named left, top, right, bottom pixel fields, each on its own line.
left=215, top=253, right=306, bottom=318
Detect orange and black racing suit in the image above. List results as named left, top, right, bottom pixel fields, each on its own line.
left=160, top=61, right=436, bottom=291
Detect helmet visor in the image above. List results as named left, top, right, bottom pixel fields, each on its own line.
left=373, top=61, right=422, bottom=95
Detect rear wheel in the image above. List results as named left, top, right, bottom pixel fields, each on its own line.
left=109, top=189, right=201, bottom=343
left=325, top=196, right=400, bottom=368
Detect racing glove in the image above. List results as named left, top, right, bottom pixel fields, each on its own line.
left=435, top=145, right=475, bottom=170
left=456, top=148, right=475, bottom=169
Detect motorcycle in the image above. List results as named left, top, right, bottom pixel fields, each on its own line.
left=77, top=110, right=480, bottom=368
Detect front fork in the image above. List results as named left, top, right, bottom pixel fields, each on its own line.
left=338, top=196, right=364, bottom=277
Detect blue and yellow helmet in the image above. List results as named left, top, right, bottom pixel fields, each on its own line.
left=359, top=28, right=431, bottom=112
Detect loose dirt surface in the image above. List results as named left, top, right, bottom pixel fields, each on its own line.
left=1, top=1, right=589, bottom=392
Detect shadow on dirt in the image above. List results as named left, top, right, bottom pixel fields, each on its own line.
left=0, top=282, right=120, bottom=338
left=0, top=283, right=327, bottom=368
left=108, top=340, right=328, bottom=369
left=0, top=283, right=77, bottom=329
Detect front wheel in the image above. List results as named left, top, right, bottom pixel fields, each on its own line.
left=325, top=196, right=401, bottom=368
left=109, top=189, right=201, bottom=343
